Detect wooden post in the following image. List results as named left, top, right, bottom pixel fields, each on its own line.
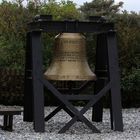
left=92, top=33, right=108, bottom=122
left=24, top=32, right=33, bottom=122
left=31, top=31, right=45, bottom=132
left=107, top=31, right=123, bottom=131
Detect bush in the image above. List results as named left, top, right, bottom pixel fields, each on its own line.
left=121, top=69, right=140, bottom=107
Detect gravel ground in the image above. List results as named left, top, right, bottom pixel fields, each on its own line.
left=0, top=106, right=140, bottom=140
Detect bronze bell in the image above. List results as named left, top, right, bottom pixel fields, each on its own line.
left=44, top=33, right=96, bottom=81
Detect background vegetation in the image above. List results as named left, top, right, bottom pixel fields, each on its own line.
left=0, top=0, right=139, bottom=107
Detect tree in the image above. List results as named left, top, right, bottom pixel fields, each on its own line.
left=41, top=0, right=80, bottom=20
left=0, top=0, right=81, bottom=69
left=80, top=0, right=123, bottom=20
left=116, top=11, right=140, bottom=70
left=0, top=1, right=27, bottom=69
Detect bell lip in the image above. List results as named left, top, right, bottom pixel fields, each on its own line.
left=44, top=75, right=97, bottom=81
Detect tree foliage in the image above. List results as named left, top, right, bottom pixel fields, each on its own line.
left=0, top=0, right=80, bottom=69
left=42, top=0, right=80, bottom=20
left=0, top=0, right=139, bottom=106
left=80, top=0, right=123, bottom=20
left=116, top=11, right=140, bottom=70
left=116, top=11, right=140, bottom=105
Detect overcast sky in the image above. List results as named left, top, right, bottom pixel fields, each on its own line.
left=57, top=0, right=140, bottom=13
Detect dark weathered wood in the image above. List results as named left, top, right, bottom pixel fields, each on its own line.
left=107, top=31, right=123, bottom=131
left=3, top=115, right=8, bottom=129
left=62, top=105, right=75, bottom=118
left=25, top=16, right=123, bottom=133
left=45, top=105, right=75, bottom=121
left=109, top=91, right=114, bottom=130
left=28, top=20, right=114, bottom=33
left=43, top=77, right=110, bottom=133
left=0, top=109, right=22, bottom=115
left=92, top=33, right=108, bottom=122
left=8, top=115, right=13, bottom=130
left=43, top=79, right=100, bottom=133
left=59, top=83, right=111, bottom=133
left=45, top=106, right=62, bottom=121
left=24, top=32, right=33, bottom=122
left=31, top=31, right=45, bottom=132
left=64, top=95, right=95, bottom=100
left=0, top=109, right=22, bottom=131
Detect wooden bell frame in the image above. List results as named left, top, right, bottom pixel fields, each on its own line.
left=24, top=15, right=123, bottom=133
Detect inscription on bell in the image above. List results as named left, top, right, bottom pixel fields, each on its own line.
left=62, top=40, right=82, bottom=45
left=55, top=51, right=85, bottom=62
left=55, top=38, right=85, bottom=62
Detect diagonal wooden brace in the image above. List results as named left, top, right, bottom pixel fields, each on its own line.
left=45, top=105, right=75, bottom=121
left=59, top=83, right=111, bottom=133
left=42, top=78, right=111, bottom=133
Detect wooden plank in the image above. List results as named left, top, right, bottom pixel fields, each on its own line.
left=0, top=109, right=22, bottom=115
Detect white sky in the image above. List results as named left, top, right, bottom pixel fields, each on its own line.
left=57, top=0, right=140, bottom=13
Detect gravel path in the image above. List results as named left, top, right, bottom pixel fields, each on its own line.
left=0, top=106, right=140, bottom=140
